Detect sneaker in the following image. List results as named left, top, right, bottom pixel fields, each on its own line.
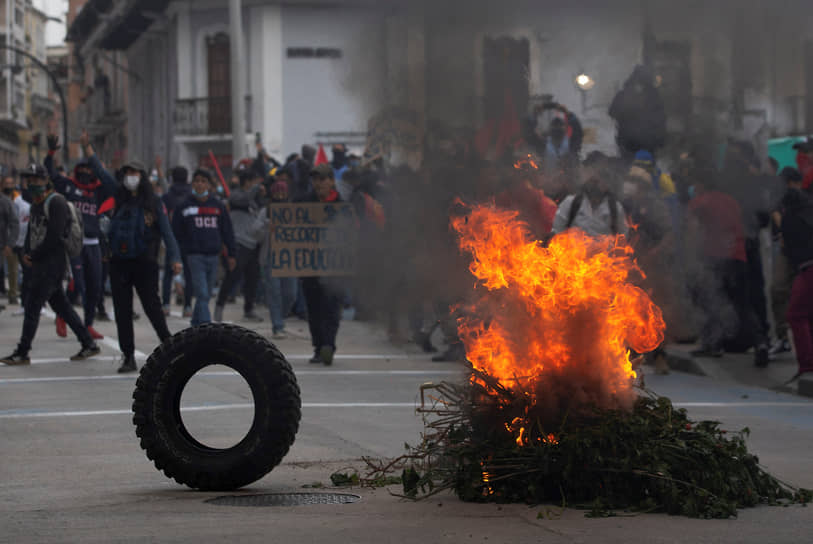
left=689, top=346, right=723, bottom=358
left=309, top=351, right=323, bottom=364
left=272, top=330, right=288, bottom=340
left=162, top=305, right=170, bottom=317
left=87, top=326, right=104, bottom=340
left=213, top=305, right=224, bottom=323
left=319, top=345, right=335, bottom=366
left=8, top=297, right=18, bottom=305
left=70, top=344, right=101, bottom=361
left=117, top=354, right=137, bottom=373
left=182, top=306, right=192, bottom=318
left=55, top=317, right=67, bottom=338
left=243, top=312, right=263, bottom=323
left=0, top=352, right=30, bottom=365
left=754, top=344, right=769, bottom=368
left=12, top=308, right=24, bottom=316
left=95, top=310, right=111, bottom=322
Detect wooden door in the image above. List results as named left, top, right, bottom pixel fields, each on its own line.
left=207, top=33, right=231, bottom=133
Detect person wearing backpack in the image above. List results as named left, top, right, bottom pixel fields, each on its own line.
left=1, top=164, right=100, bottom=365
left=44, top=132, right=117, bottom=341
left=551, top=165, right=629, bottom=238
left=81, top=133, right=182, bottom=373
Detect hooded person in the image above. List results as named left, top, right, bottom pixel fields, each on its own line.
left=44, top=132, right=116, bottom=340
left=608, top=65, right=667, bottom=158
left=1, top=163, right=100, bottom=365
left=80, top=132, right=182, bottom=373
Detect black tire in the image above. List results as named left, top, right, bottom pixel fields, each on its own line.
left=132, top=323, right=301, bottom=490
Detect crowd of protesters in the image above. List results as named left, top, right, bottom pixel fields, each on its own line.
left=1, top=64, right=813, bottom=384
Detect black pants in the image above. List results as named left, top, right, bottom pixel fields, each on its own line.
left=745, top=237, right=769, bottom=337
left=18, top=272, right=92, bottom=356
left=110, top=258, right=171, bottom=357
left=14, top=247, right=30, bottom=307
left=301, top=277, right=341, bottom=350
left=216, top=244, right=260, bottom=313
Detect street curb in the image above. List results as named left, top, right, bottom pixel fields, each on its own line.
left=665, top=351, right=707, bottom=377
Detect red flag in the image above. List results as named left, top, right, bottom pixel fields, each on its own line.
left=314, top=144, right=329, bottom=166
left=98, top=197, right=115, bottom=215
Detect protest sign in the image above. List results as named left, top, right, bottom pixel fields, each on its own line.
left=269, top=202, right=357, bottom=277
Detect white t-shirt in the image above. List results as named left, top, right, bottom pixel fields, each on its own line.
left=552, top=194, right=629, bottom=237
left=14, top=194, right=30, bottom=248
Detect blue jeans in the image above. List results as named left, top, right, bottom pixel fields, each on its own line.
left=187, top=253, right=219, bottom=326
left=263, top=272, right=296, bottom=333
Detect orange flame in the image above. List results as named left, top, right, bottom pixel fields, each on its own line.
left=451, top=204, right=665, bottom=413
left=513, top=154, right=539, bottom=170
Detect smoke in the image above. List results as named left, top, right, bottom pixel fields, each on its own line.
left=325, top=0, right=781, bottom=355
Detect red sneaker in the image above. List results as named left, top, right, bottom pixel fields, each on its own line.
left=87, top=326, right=103, bottom=340
left=55, top=317, right=67, bottom=338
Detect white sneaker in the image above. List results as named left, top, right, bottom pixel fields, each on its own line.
left=12, top=308, right=24, bottom=316
left=272, top=330, right=288, bottom=340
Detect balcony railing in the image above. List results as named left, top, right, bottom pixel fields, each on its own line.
left=173, top=96, right=252, bottom=137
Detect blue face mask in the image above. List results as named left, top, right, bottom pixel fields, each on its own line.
left=216, top=185, right=224, bottom=195
left=194, top=189, right=209, bottom=199
left=687, top=185, right=695, bottom=200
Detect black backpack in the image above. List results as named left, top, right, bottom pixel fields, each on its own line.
left=565, top=191, right=619, bottom=234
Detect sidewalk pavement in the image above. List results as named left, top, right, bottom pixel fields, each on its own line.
left=664, top=342, right=813, bottom=398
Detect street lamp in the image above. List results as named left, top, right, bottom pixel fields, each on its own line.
left=575, top=73, right=595, bottom=91
left=574, top=73, right=595, bottom=115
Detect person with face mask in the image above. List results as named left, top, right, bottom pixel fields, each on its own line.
left=172, top=168, right=236, bottom=326
left=1, top=164, right=100, bottom=365
left=44, top=131, right=117, bottom=341
left=79, top=130, right=182, bottom=373
left=295, top=163, right=344, bottom=365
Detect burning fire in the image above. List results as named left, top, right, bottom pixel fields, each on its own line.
left=513, top=154, right=539, bottom=170
left=451, top=203, right=665, bottom=427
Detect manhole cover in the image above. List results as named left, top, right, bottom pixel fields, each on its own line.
left=205, top=493, right=361, bottom=507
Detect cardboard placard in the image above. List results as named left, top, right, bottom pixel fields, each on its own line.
left=269, top=203, right=357, bottom=277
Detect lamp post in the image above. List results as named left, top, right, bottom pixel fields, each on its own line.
left=0, top=44, right=69, bottom=166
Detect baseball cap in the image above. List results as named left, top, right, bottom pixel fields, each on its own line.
left=19, top=163, right=47, bottom=178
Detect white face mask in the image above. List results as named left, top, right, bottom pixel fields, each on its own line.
left=124, top=175, right=140, bottom=191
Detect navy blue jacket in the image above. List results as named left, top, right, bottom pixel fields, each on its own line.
left=44, top=152, right=116, bottom=240
left=172, top=194, right=236, bottom=257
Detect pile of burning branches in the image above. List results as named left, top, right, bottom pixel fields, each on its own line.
left=365, top=203, right=809, bottom=518
left=367, top=369, right=809, bottom=518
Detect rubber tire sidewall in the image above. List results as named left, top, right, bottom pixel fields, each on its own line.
left=133, top=323, right=301, bottom=490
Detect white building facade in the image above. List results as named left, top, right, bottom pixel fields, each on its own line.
left=71, top=0, right=813, bottom=171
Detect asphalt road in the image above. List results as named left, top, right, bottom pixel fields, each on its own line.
left=1, top=301, right=812, bottom=543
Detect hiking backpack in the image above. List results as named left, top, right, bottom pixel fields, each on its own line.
left=44, top=193, right=84, bottom=259
left=108, top=201, right=147, bottom=259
